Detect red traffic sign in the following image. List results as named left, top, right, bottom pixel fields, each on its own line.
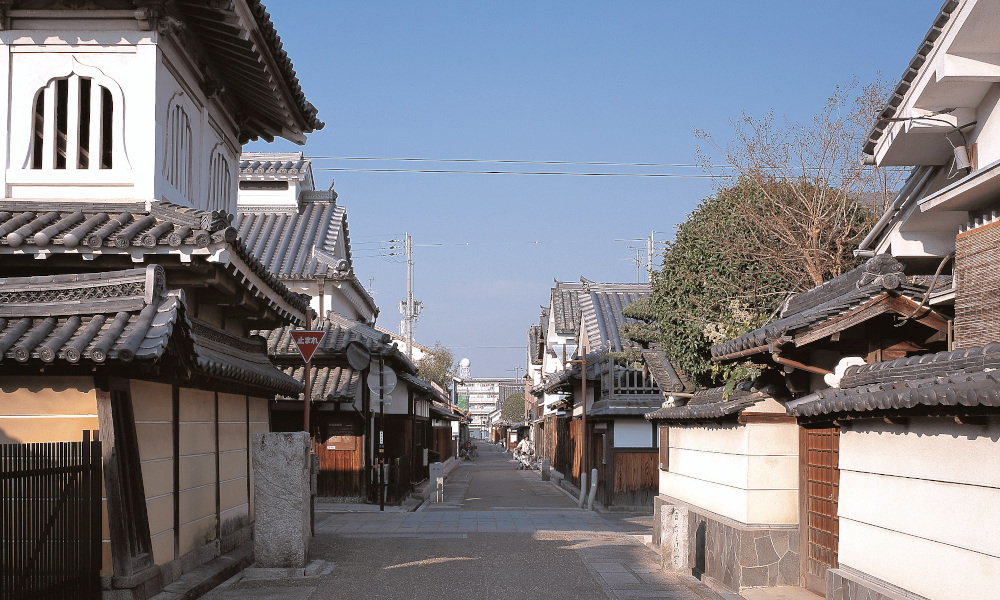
left=290, top=330, right=326, bottom=363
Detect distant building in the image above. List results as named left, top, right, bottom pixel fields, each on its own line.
left=454, top=378, right=521, bottom=438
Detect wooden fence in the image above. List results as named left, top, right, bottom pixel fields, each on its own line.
left=1, top=432, right=103, bottom=600
left=610, top=450, right=658, bottom=507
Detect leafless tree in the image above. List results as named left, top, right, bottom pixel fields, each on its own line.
left=697, top=78, right=904, bottom=290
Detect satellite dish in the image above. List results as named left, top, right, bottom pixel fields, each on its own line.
left=346, top=341, right=371, bottom=370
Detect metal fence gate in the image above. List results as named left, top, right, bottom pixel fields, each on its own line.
left=1, top=431, right=103, bottom=600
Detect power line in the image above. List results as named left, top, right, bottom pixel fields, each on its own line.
left=313, top=156, right=707, bottom=168
left=315, top=167, right=719, bottom=177
left=311, top=155, right=913, bottom=172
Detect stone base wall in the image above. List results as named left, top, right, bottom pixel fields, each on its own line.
left=828, top=566, right=931, bottom=600
left=654, top=495, right=799, bottom=592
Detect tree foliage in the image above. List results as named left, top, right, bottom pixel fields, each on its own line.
left=501, top=392, right=525, bottom=421
left=414, top=342, right=456, bottom=390
left=626, top=80, right=889, bottom=387
left=624, top=180, right=789, bottom=387
left=696, top=79, right=893, bottom=289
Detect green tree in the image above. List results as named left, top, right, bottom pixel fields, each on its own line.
left=624, top=179, right=789, bottom=387
left=501, top=392, right=525, bottom=421
left=625, top=81, right=885, bottom=387
left=414, top=342, right=456, bottom=390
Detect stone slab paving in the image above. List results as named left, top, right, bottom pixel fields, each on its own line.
left=205, top=443, right=725, bottom=600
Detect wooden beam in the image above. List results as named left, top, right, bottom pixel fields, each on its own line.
left=738, top=412, right=797, bottom=425
left=887, top=295, right=950, bottom=332
left=795, top=294, right=892, bottom=346
left=96, top=386, right=131, bottom=577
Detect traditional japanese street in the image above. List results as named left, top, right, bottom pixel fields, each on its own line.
left=202, top=443, right=729, bottom=600
left=3, top=2, right=999, bottom=600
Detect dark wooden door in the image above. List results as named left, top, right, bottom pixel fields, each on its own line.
left=800, top=426, right=840, bottom=594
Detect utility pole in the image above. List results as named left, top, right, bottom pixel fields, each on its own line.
left=647, top=230, right=655, bottom=281
left=405, top=233, right=414, bottom=360
left=393, top=233, right=422, bottom=361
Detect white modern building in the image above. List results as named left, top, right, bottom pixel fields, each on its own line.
left=454, top=377, right=521, bottom=439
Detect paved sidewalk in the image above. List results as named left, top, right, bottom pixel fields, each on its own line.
left=204, top=443, right=726, bottom=600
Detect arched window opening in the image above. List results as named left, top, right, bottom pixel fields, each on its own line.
left=163, top=103, right=193, bottom=201
left=30, top=74, right=113, bottom=170
left=208, top=149, right=232, bottom=213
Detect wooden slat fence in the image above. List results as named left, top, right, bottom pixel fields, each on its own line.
left=1, top=432, right=102, bottom=600
left=611, top=450, right=658, bottom=507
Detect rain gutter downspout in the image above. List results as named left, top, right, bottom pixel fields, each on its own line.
left=856, top=166, right=935, bottom=255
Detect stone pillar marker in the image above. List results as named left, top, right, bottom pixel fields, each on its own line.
left=541, top=458, right=551, bottom=481
left=252, top=432, right=312, bottom=568
left=430, top=461, right=444, bottom=502
left=660, top=505, right=689, bottom=570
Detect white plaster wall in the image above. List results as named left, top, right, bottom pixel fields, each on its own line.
left=1, top=28, right=240, bottom=206
left=237, top=182, right=301, bottom=206
left=156, top=39, right=238, bottom=211
left=972, top=83, right=1000, bottom=168
left=5, top=33, right=147, bottom=199
left=614, top=419, right=654, bottom=448
left=838, top=419, right=1000, bottom=600
left=659, top=422, right=798, bottom=525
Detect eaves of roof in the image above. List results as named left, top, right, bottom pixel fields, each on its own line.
left=712, top=256, right=927, bottom=361
left=863, top=0, right=960, bottom=156
left=258, top=311, right=418, bottom=375
left=278, top=364, right=359, bottom=402
left=645, top=386, right=764, bottom=422
left=0, top=199, right=309, bottom=324
left=172, top=0, right=324, bottom=143
left=0, top=266, right=302, bottom=396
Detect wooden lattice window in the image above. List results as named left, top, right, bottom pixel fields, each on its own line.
left=31, top=75, right=113, bottom=169
left=800, top=426, right=840, bottom=594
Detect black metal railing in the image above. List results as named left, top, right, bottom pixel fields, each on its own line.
left=1, top=431, right=103, bottom=600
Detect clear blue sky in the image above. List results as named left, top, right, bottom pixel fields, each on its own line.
left=249, top=1, right=944, bottom=377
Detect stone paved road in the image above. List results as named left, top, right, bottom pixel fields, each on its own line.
left=205, top=443, right=725, bottom=600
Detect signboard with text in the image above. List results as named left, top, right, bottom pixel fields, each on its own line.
left=291, top=330, right=326, bottom=363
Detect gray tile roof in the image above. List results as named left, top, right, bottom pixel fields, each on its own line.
left=711, top=255, right=928, bottom=361
left=172, top=0, right=324, bottom=143
left=550, top=280, right=584, bottom=334
left=258, top=311, right=418, bottom=375
left=0, top=199, right=309, bottom=323
left=578, top=280, right=651, bottom=352
left=785, top=344, right=1000, bottom=420
left=589, top=397, right=665, bottom=418
left=431, top=401, right=462, bottom=421
left=0, top=265, right=301, bottom=395
left=641, top=348, right=689, bottom=394
left=236, top=196, right=350, bottom=279
left=280, top=364, right=360, bottom=402
left=239, top=154, right=312, bottom=180
left=645, top=385, right=764, bottom=422
left=528, top=324, right=543, bottom=365
left=788, top=370, right=1000, bottom=421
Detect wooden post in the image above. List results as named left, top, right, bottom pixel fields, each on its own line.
left=304, top=310, right=312, bottom=436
